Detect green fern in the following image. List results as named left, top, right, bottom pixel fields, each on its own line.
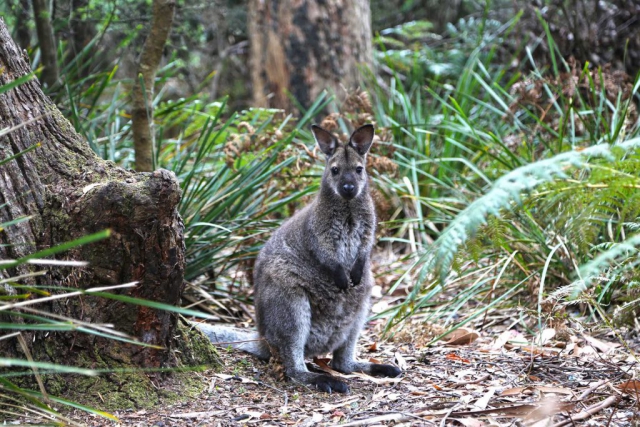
left=424, top=137, right=640, bottom=284
left=576, top=233, right=640, bottom=295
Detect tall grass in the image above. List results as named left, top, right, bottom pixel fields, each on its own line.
left=370, top=28, right=640, bottom=338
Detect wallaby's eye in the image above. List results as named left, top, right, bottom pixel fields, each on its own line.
left=356, top=166, right=363, bottom=174
left=331, top=166, right=339, bottom=175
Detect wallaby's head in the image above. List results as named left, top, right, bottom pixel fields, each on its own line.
left=311, top=124, right=374, bottom=200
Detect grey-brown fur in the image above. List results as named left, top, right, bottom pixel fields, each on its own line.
left=197, top=124, right=401, bottom=393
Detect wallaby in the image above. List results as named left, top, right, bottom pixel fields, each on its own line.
left=196, top=124, right=401, bottom=393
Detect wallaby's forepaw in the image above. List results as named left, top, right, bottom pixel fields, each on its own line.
left=310, top=375, right=350, bottom=394
left=349, top=269, right=362, bottom=287
left=350, top=258, right=365, bottom=287
left=369, top=363, right=402, bottom=378
left=334, top=268, right=350, bottom=291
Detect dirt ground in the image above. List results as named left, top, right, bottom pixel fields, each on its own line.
left=69, top=311, right=639, bottom=427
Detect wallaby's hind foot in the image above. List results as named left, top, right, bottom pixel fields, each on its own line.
left=369, top=363, right=402, bottom=378
left=331, top=359, right=402, bottom=379
left=293, top=372, right=350, bottom=394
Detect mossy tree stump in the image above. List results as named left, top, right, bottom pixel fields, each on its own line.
left=0, top=18, right=210, bottom=408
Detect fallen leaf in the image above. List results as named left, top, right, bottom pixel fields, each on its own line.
left=583, top=334, right=620, bottom=353
left=446, top=353, right=471, bottom=363
left=395, top=352, right=408, bottom=370
left=319, top=397, right=360, bottom=413
left=369, top=357, right=382, bottom=363
left=443, top=327, right=480, bottom=345
left=617, top=380, right=640, bottom=394
left=368, top=342, right=378, bottom=352
left=350, top=371, right=403, bottom=385
left=474, top=387, right=495, bottom=409
left=491, top=329, right=526, bottom=351
left=519, top=346, right=559, bottom=357
left=500, top=386, right=531, bottom=396
left=534, top=328, right=555, bottom=346
left=523, top=399, right=576, bottom=423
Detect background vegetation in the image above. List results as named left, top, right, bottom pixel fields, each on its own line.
left=1, top=0, right=640, bottom=421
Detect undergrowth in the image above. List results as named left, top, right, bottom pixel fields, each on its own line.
left=371, top=31, right=640, bottom=340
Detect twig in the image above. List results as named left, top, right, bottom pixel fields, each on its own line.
left=578, top=380, right=608, bottom=400
left=551, top=396, right=620, bottom=427
left=452, top=373, right=490, bottom=387
left=335, top=411, right=433, bottom=427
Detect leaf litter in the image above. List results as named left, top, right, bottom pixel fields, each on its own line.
left=66, top=309, right=640, bottom=426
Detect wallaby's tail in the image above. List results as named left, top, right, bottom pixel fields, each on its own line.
left=193, top=323, right=271, bottom=360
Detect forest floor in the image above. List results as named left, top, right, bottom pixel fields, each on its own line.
left=72, top=307, right=640, bottom=427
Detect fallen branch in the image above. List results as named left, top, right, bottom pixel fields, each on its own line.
left=551, top=395, right=620, bottom=427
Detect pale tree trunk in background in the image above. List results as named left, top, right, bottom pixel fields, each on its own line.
left=31, top=0, right=59, bottom=87
left=0, top=15, right=185, bottom=377
left=132, top=0, right=176, bottom=172
left=248, top=0, right=373, bottom=111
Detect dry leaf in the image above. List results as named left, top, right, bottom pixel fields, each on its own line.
left=319, top=397, right=360, bottom=413
left=474, top=387, right=495, bottom=409
left=500, top=386, right=530, bottom=396
left=446, top=353, right=471, bottom=363
left=534, top=328, right=556, bottom=346
left=617, top=380, right=640, bottom=394
left=523, top=399, right=576, bottom=423
left=583, top=334, right=620, bottom=353
left=367, top=342, right=378, bottom=352
left=395, top=351, right=408, bottom=370
left=443, top=327, right=480, bottom=345
left=491, top=329, right=526, bottom=351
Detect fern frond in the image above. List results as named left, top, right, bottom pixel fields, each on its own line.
left=624, top=222, right=640, bottom=232
left=423, top=137, right=640, bottom=283
left=574, top=233, right=640, bottom=295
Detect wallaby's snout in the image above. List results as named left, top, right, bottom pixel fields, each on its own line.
left=341, top=182, right=356, bottom=198
left=311, top=124, right=375, bottom=201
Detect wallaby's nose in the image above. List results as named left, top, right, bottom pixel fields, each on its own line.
left=343, top=183, right=355, bottom=194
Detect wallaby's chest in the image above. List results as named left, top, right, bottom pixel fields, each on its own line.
left=329, top=214, right=367, bottom=266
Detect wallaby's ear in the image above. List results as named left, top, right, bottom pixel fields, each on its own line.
left=311, top=125, right=338, bottom=156
left=348, top=124, right=374, bottom=156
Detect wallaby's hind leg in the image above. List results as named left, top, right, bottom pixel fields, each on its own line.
left=257, top=285, right=350, bottom=394
left=331, top=311, right=402, bottom=378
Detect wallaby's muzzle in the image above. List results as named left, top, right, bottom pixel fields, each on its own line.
left=339, top=182, right=357, bottom=199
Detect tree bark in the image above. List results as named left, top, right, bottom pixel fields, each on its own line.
left=31, top=0, right=59, bottom=87
left=0, top=14, right=185, bottom=373
left=132, top=0, right=176, bottom=172
left=248, top=0, right=373, bottom=111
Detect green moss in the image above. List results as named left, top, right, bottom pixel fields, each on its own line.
left=172, top=318, right=222, bottom=368
left=24, top=320, right=222, bottom=413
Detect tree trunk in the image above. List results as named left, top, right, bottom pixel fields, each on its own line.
left=132, top=0, right=176, bottom=172
left=248, top=0, right=373, bottom=111
left=15, top=0, right=32, bottom=50
left=31, top=0, right=59, bottom=87
left=0, top=16, right=191, bottom=404
left=66, top=0, right=97, bottom=77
